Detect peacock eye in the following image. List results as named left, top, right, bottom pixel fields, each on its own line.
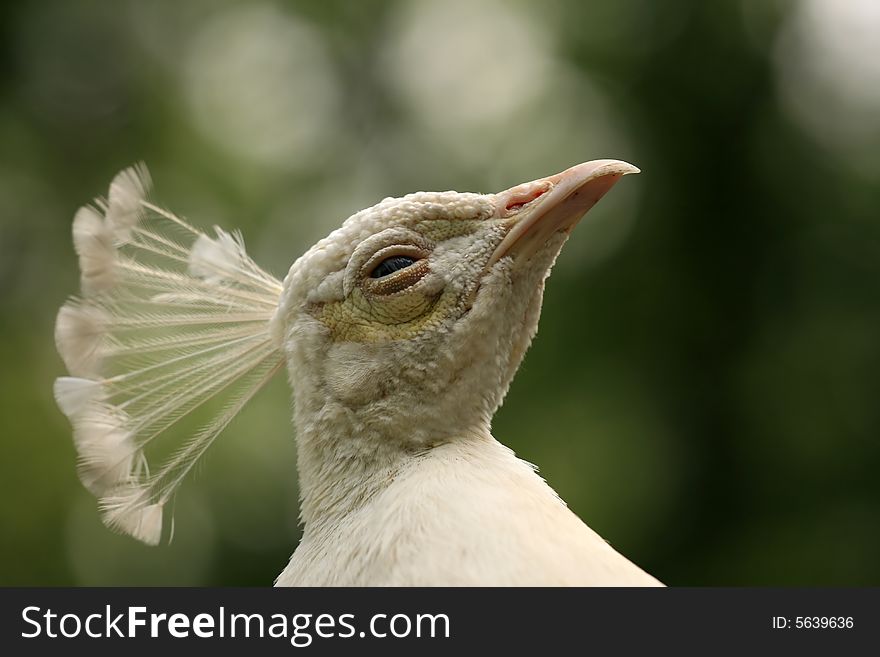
left=369, top=255, right=417, bottom=279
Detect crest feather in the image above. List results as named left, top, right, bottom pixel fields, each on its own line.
left=54, top=164, right=284, bottom=545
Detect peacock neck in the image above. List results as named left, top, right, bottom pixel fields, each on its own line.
left=291, top=395, right=490, bottom=531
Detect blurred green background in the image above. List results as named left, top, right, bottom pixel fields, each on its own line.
left=1, top=0, right=879, bottom=586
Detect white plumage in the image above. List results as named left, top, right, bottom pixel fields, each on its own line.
left=54, top=161, right=661, bottom=585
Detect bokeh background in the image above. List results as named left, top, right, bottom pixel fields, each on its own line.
left=1, top=0, right=879, bottom=586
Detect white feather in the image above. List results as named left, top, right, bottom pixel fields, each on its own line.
left=276, top=436, right=663, bottom=586
left=54, top=302, right=107, bottom=377
left=72, top=206, right=117, bottom=294
left=101, top=487, right=164, bottom=546
left=54, top=164, right=284, bottom=544
left=71, top=403, right=136, bottom=495
left=105, top=163, right=151, bottom=242
left=188, top=227, right=269, bottom=287
left=53, top=376, right=105, bottom=418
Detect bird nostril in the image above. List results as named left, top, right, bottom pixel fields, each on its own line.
left=503, top=184, right=549, bottom=215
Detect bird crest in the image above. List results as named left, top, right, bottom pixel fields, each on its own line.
left=54, top=165, right=284, bottom=544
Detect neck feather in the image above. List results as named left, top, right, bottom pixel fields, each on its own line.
left=292, top=394, right=490, bottom=529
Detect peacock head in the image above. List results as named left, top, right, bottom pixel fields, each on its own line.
left=53, top=159, right=639, bottom=544
left=274, top=160, right=639, bottom=447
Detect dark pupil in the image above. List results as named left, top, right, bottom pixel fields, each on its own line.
left=370, top=255, right=416, bottom=279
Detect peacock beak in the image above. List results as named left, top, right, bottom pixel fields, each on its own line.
left=489, top=159, right=639, bottom=266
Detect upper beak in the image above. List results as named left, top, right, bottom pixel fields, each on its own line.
left=489, top=159, right=639, bottom=266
